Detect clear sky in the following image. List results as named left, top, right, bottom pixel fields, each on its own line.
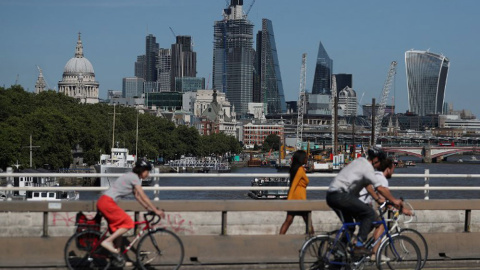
left=1, top=0, right=479, bottom=116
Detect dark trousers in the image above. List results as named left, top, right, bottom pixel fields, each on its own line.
left=326, top=192, right=375, bottom=243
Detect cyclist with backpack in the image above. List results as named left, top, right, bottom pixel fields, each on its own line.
left=96, top=159, right=165, bottom=266
left=326, top=147, right=406, bottom=256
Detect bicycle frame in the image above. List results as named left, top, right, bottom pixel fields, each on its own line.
left=326, top=203, right=403, bottom=267
left=87, top=215, right=158, bottom=258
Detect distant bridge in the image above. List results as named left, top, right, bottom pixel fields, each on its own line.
left=382, top=146, right=480, bottom=162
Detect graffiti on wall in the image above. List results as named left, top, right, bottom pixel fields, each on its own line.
left=50, top=212, right=195, bottom=233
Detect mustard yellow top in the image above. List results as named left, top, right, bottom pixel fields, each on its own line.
left=287, top=166, right=309, bottom=200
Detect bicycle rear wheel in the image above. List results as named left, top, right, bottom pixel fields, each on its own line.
left=377, top=235, right=421, bottom=270
left=136, top=228, right=184, bottom=270
left=399, top=228, right=428, bottom=268
left=299, top=235, right=348, bottom=270
left=64, top=230, right=108, bottom=270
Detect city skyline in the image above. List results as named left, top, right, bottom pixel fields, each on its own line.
left=1, top=0, right=480, bottom=116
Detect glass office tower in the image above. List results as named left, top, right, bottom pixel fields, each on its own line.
left=255, top=18, right=286, bottom=114
left=145, top=34, right=159, bottom=82
left=213, top=0, right=254, bottom=116
left=405, top=50, right=449, bottom=116
left=312, top=41, right=333, bottom=94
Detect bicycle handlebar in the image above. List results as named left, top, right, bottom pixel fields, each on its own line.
left=144, top=210, right=163, bottom=226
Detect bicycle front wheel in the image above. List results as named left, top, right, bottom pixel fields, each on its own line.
left=399, top=228, right=428, bottom=268
left=64, top=230, right=108, bottom=270
left=377, top=235, right=421, bottom=270
left=299, top=235, right=348, bottom=270
left=136, top=228, right=184, bottom=270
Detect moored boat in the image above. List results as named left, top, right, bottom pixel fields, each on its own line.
left=94, top=147, right=135, bottom=187
left=248, top=177, right=289, bottom=199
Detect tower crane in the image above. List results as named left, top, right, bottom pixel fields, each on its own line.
left=296, top=53, right=307, bottom=150
left=373, top=61, right=397, bottom=145
left=244, top=0, right=256, bottom=18
left=169, top=27, right=176, bottom=38
left=330, top=75, right=337, bottom=154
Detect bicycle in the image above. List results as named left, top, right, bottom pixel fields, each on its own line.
left=64, top=211, right=184, bottom=270
left=299, top=201, right=421, bottom=270
left=387, top=201, right=428, bottom=269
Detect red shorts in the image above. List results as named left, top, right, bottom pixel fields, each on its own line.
left=96, top=195, right=134, bottom=233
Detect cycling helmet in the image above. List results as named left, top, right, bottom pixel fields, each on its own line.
left=135, top=159, right=153, bottom=171
left=367, top=146, right=386, bottom=161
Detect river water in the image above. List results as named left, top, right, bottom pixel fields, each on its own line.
left=79, top=155, right=480, bottom=201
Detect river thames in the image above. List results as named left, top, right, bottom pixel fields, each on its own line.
left=78, top=154, right=480, bottom=201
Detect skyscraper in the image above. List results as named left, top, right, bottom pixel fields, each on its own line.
left=122, top=77, right=144, bottom=98
left=405, top=50, right=449, bottom=116
left=334, top=73, right=353, bottom=92
left=134, top=55, right=146, bottom=79
left=145, top=34, right=159, bottom=82
left=254, top=18, right=286, bottom=114
left=213, top=0, right=254, bottom=116
left=311, top=41, right=333, bottom=94
left=157, top=48, right=171, bottom=92
left=171, top=36, right=197, bottom=91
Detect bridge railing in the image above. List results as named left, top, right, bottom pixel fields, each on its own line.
left=2, top=169, right=480, bottom=201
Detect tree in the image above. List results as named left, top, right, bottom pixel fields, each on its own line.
left=262, top=134, right=281, bottom=151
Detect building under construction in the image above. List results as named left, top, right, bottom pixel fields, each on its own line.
left=213, top=0, right=254, bottom=116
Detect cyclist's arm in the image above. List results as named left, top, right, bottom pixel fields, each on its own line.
left=134, top=185, right=165, bottom=218
left=376, top=186, right=402, bottom=208
left=365, top=184, right=384, bottom=204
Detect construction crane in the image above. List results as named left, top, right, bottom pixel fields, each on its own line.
left=244, top=0, right=255, bottom=18
left=296, top=53, right=307, bottom=150
left=330, top=75, right=338, bottom=154
left=169, top=27, right=176, bottom=38
left=373, top=61, right=397, bottom=145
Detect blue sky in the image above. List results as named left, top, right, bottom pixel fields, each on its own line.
left=1, top=0, right=479, bottom=116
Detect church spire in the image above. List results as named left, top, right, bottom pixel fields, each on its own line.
left=75, top=32, right=84, bottom=58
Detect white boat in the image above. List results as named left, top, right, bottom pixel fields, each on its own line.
left=13, top=168, right=80, bottom=201
left=26, top=190, right=79, bottom=201
left=94, top=147, right=135, bottom=187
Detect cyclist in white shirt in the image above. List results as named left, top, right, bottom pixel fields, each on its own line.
left=326, top=147, right=405, bottom=256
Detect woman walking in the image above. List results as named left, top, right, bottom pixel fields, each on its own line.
left=279, top=150, right=314, bottom=234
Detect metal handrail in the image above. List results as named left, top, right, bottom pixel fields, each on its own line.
left=2, top=171, right=480, bottom=201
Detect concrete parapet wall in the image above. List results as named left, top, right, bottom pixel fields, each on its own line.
left=0, top=200, right=479, bottom=237
left=1, top=199, right=480, bottom=267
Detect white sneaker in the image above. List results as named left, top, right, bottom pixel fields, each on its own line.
left=371, top=254, right=390, bottom=262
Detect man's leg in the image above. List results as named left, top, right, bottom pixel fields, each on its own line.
left=347, top=198, right=375, bottom=244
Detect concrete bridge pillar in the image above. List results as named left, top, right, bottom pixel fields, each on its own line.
left=422, top=146, right=432, bottom=163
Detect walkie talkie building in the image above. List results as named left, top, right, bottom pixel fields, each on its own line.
left=405, top=50, right=449, bottom=116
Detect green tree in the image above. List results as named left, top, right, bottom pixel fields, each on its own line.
left=262, top=134, right=281, bottom=151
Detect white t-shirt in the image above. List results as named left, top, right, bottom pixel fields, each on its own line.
left=328, top=157, right=383, bottom=196
left=359, top=171, right=389, bottom=204
left=104, top=172, right=142, bottom=202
